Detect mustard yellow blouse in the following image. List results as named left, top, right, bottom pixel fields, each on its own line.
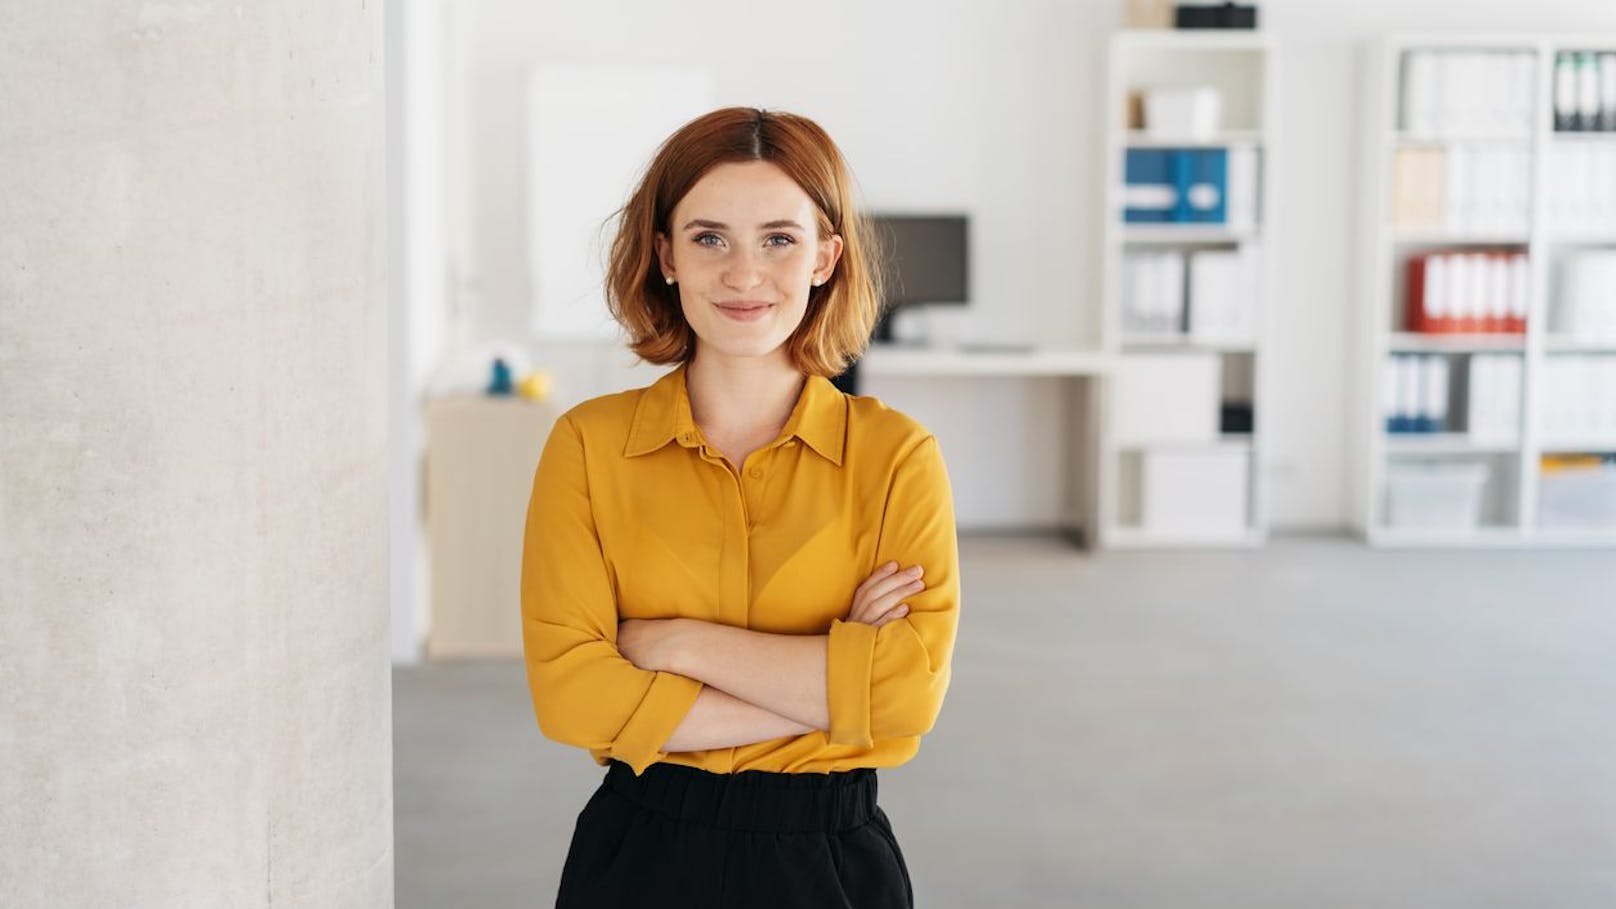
left=519, top=360, right=961, bottom=776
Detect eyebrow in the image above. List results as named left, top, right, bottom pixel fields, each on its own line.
left=681, top=219, right=806, bottom=231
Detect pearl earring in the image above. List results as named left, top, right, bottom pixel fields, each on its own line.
left=665, top=275, right=675, bottom=285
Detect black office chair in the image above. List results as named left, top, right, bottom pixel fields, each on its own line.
left=831, top=307, right=901, bottom=397
left=830, top=358, right=860, bottom=396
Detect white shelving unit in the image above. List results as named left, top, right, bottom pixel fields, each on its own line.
left=1096, top=29, right=1277, bottom=549
left=1353, top=33, right=1616, bottom=548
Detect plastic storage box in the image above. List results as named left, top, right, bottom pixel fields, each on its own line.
left=1384, top=461, right=1488, bottom=530
left=1538, top=459, right=1616, bottom=529
left=1143, top=86, right=1222, bottom=140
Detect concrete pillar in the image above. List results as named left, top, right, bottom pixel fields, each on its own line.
left=0, top=3, right=392, bottom=906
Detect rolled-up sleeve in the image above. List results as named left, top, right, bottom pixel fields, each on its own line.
left=826, top=434, right=960, bottom=748
left=520, top=413, right=703, bottom=775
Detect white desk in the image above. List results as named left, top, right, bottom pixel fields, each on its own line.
left=855, top=343, right=1112, bottom=547
left=858, top=343, right=1112, bottom=377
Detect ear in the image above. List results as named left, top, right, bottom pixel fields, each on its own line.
left=815, top=233, right=845, bottom=285
left=653, top=232, right=673, bottom=280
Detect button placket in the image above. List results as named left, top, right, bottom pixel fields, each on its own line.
left=706, top=447, right=750, bottom=628
left=743, top=444, right=790, bottom=533
left=739, top=453, right=761, bottom=530
left=676, top=416, right=752, bottom=627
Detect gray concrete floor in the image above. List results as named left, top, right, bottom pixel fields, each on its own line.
left=394, top=533, right=1616, bottom=908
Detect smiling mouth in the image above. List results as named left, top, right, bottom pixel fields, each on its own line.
left=714, top=301, right=774, bottom=322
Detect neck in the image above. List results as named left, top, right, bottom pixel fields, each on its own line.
left=684, top=347, right=806, bottom=439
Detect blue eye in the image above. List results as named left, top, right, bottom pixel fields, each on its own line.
left=690, top=232, right=795, bottom=249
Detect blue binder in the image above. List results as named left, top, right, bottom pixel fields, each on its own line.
left=1124, top=148, right=1228, bottom=224
left=1178, top=148, right=1227, bottom=223
left=1124, top=149, right=1174, bottom=222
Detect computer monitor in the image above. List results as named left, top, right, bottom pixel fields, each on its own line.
left=867, top=214, right=969, bottom=342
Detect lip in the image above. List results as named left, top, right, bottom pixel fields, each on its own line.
left=714, top=301, right=775, bottom=322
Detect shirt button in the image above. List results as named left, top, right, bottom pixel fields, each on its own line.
left=748, top=466, right=763, bottom=479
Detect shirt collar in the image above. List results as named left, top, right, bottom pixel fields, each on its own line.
left=623, top=360, right=847, bottom=466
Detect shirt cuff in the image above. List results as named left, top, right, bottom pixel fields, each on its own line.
left=612, top=670, right=704, bottom=776
left=826, top=617, right=879, bottom=748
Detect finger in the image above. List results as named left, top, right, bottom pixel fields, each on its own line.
left=851, top=578, right=926, bottom=625
left=862, top=569, right=926, bottom=607
left=867, top=600, right=911, bottom=627
left=850, top=575, right=919, bottom=622
left=860, top=575, right=926, bottom=618
left=853, top=561, right=900, bottom=598
left=848, top=563, right=903, bottom=621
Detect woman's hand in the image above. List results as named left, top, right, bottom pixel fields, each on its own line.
left=617, top=618, right=684, bottom=672
left=846, top=561, right=927, bottom=628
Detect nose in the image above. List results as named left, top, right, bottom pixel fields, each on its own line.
left=721, top=246, right=765, bottom=292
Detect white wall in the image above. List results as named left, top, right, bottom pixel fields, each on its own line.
left=390, top=0, right=455, bottom=663
left=444, top=0, right=1616, bottom=530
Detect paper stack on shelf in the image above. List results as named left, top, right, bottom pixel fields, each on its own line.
left=1467, top=354, right=1524, bottom=444
left=1553, top=250, right=1616, bottom=340
left=1545, top=142, right=1616, bottom=234
left=1539, top=355, right=1616, bottom=444
left=1187, top=245, right=1258, bottom=342
left=1400, top=50, right=1537, bottom=136
left=1122, top=250, right=1186, bottom=335
left=1396, top=44, right=1537, bottom=234
left=1391, top=146, right=1446, bottom=230
left=1444, top=144, right=1532, bottom=235
left=1224, top=144, right=1261, bottom=231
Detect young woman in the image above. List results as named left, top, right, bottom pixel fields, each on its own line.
left=520, top=106, right=961, bottom=908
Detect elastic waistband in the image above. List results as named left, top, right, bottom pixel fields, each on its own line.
left=603, top=760, right=878, bottom=834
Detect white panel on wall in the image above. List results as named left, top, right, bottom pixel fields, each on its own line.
left=527, top=64, right=715, bottom=339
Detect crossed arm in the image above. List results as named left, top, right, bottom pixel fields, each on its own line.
left=612, top=552, right=933, bottom=749
left=622, top=621, right=830, bottom=753
left=652, top=630, right=827, bottom=750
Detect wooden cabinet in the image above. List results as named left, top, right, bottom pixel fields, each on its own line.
left=422, top=395, right=560, bottom=658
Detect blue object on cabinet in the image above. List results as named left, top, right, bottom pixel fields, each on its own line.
left=487, top=357, right=514, bottom=395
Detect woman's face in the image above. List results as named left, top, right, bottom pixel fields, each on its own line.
left=654, top=161, right=843, bottom=364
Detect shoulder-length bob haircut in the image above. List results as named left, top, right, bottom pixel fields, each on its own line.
left=604, top=107, right=884, bottom=377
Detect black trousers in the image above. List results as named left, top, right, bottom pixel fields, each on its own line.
left=556, top=759, right=914, bottom=908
